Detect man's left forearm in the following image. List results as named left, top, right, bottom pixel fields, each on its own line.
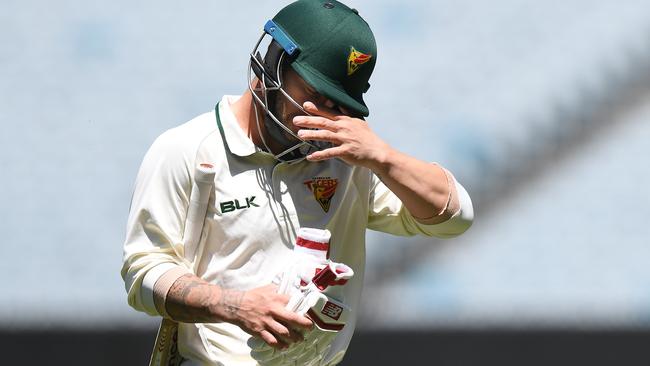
left=293, top=102, right=460, bottom=223
left=370, top=148, right=457, bottom=224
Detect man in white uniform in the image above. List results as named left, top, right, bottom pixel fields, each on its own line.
left=121, top=1, right=474, bottom=365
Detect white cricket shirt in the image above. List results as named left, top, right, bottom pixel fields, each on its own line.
left=122, top=95, right=473, bottom=365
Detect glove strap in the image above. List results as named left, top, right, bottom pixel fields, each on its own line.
left=312, top=262, right=353, bottom=291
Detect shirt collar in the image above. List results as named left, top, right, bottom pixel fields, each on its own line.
left=216, top=95, right=260, bottom=157
left=216, top=95, right=308, bottom=165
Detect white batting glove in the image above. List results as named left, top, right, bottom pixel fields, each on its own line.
left=276, top=228, right=331, bottom=294
left=251, top=264, right=354, bottom=366
left=249, top=228, right=354, bottom=366
left=248, top=228, right=331, bottom=363
left=281, top=262, right=353, bottom=366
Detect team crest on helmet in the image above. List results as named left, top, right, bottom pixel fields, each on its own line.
left=347, top=47, right=372, bottom=76
left=304, top=177, right=339, bottom=213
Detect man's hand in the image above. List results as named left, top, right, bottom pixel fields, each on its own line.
left=294, top=101, right=458, bottom=221
left=249, top=259, right=354, bottom=366
left=228, top=284, right=314, bottom=349
left=165, top=275, right=312, bottom=350
left=294, top=101, right=392, bottom=170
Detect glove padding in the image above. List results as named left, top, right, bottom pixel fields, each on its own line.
left=285, top=282, right=352, bottom=366
left=250, top=264, right=353, bottom=366
left=249, top=228, right=353, bottom=366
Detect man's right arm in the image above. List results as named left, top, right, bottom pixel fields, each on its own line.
left=121, top=131, right=311, bottom=349
left=159, top=273, right=313, bottom=349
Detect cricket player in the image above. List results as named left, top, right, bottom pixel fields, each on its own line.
left=121, top=0, right=474, bottom=365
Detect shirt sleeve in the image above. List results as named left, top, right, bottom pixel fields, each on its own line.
left=120, top=130, right=194, bottom=316
left=366, top=172, right=474, bottom=238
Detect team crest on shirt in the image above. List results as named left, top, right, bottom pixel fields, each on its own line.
left=304, top=177, right=339, bottom=213
left=347, top=47, right=372, bottom=76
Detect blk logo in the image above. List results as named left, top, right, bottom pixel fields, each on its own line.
left=220, top=196, right=260, bottom=213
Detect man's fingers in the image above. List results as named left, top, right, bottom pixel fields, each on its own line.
left=267, top=320, right=292, bottom=340
left=297, top=129, right=341, bottom=143
left=259, top=330, right=287, bottom=349
left=307, top=146, right=347, bottom=161
left=275, top=307, right=314, bottom=330
left=282, top=310, right=313, bottom=329
left=293, top=115, right=338, bottom=131
left=303, top=101, right=341, bottom=120
left=264, top=304, right=311, bottom=344
left=266, top=319, right=306, bottom=347
left=284, top=325, right=306, bottom=343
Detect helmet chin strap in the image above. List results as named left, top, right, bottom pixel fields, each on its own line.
left=248, top=33, right=331, bottom=163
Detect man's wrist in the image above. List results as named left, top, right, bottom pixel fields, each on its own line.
left=368, top=145, right=397, bottom=175
left=211, top=287, right=246, bottom=323
left=165, top=275, right=223, bottom=323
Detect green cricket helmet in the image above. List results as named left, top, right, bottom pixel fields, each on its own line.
left=248, top=0, right=377, bottom=162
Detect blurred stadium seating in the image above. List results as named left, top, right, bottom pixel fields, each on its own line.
left=1, top=0, right=649, bottom=364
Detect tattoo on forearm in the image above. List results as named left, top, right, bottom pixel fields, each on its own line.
left=164, top=275, right=246, bottom=324
left=219, top=289, right=244, bottom=316
left=166, top=275, right=219, bottom=323
left=179, top=280, right=203, bottom=301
